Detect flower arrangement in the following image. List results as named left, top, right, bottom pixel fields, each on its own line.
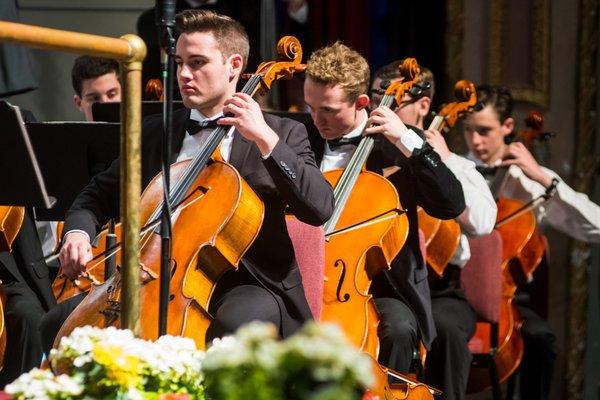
left=7, top=326, right=204, bottom=400
left=5, top=322, right=373, bottom=400
left=202, top=322, right=374, bottom=400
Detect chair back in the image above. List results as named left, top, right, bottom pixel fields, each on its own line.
left=461, top=230, right=503, bottom=323
left=285, top=217, right=325, bottom=320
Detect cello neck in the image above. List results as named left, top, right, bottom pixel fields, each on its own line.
left=146, top=74, right=264, bottom=228
left=323, top=91, right=399, bottom=235
left=427, top=114, right=445, bottom=131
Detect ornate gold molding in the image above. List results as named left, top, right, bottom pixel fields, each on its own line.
left=445, top=0, right=465, bottom=152
left=565, top=0, right=598, bottom=398
left=488, top=0, right=550, bottom=106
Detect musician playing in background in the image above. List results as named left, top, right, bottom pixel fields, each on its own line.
left=303, top=42, right=465, bottom=377
left=462, top=85, right=600, bottom=400
left=371, top=62, right=497, bottom=400
left=41, top=9, right=333, bottom=353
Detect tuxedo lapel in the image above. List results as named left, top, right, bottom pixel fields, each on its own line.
left=169, top=108, right=192, bottom=164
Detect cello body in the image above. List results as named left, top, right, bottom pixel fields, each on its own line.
left=0, top=206, right=24, bottom=252
left=417, top=208, right=460, bottom=277
left=0, top=285, right=5, bottom=370
left=52, top=225, right=114, bottom=303
left=320, top=169, right=408, bottom=359
left=54, top=160, right=264, bottom=349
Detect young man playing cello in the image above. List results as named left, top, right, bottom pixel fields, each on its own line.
left=303, top=42, right=465, bottom=377
left=42, top=9, right=333, bottom=351
left=371, top=62, right=497, bottom=400
left=462, top=85, right=600, bottom=399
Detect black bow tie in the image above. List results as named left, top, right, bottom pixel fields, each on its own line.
left=186, top=117, right=222, bottom=135
left=475, top=165, right=499, bottom=177
left=327, top=135, right=363, bottom=150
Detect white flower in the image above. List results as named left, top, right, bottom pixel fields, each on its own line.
left=5, top=368, right=83, bottom=399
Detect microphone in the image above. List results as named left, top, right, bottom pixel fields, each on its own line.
left=155, top=0, right=177, bottom=63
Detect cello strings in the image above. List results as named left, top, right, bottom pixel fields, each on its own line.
left=325, top=208, right=406, bottom=239
left=325, top=91, right=395, bottom=234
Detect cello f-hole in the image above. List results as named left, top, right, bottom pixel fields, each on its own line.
left=334, top=259, right=350, bottom=303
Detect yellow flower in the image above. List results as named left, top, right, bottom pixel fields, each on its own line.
left=93, top=344, right=142, bottom=389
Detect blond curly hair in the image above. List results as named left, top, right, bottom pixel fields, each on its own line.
left=305, top=42, right=370, bottom=103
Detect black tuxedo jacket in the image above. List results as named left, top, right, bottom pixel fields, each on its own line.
left=0, top=210, right=56, bottom=311
left=64, top=107, right=334, bottom=335
left=314, top=132, right=465, bottom=348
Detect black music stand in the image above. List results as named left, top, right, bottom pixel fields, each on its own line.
left=92, top=101, right=186, bottom=122
left=0, top=101, right=54, bottom=209
left=25, top=121, right=120, bottom=221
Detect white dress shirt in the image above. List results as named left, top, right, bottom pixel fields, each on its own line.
left=467, top=152, right=600, bottom=243
left=177, top=109, right=234, bottom=162
left=443, top=153, right=497, bottom=267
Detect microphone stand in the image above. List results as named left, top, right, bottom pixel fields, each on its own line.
left=156, top=0, right=177, bottom=337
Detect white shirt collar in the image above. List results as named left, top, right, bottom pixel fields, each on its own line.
left=466, top=151, right=502, bottom=167
left=189, top=108, right=223, bottom=123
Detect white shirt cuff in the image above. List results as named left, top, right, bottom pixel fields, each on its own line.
left=63, top=229, right=91, bottom=243
left=395, top=129, right=424, bottom=156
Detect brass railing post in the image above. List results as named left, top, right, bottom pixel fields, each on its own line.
left=0, top=21, right=147, bottom=334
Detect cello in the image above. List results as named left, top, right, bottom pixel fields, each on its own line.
left=0, top=206, right=24, bottom=370
left=467, top=111, right=551, bottom=392
left=0, top=206, right=24, bottom=253
left=417, top=80, right=480, bottom=276
left=319, top=58, right=440, bottom=399
left=320, top=58, right=416, bottom=359
left=53, top=36, right=305, bottom=350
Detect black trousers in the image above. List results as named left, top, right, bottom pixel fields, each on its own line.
left=515, top=304, right=556, bottom=400
left=425, top=265, right=477, bottom=400
left=40, top=266, right=293, bottom=352
left=206, top=265, right=293, bottom=345
left=39, top=292, right=86, bottom=355
left=0, top=281, right=46, bottom=388
left=374, top=297, right=419, bottom=374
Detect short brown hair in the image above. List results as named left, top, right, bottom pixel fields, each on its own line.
left=373, top=59, right=435, bottom=99
left=175, top=9, right=250, bottom=70
left=475, top=85, right=513, bottom=123
left=72, top=56, right=119, bottom=97
left=305, top=42, right=370, bottom=103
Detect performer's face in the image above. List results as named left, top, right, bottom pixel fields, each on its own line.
left=462, top=105, right=514, bottom=164
left=370, top=79, right=429, bottom=129
left=74, top=72, right=121, bottom=121
left=176, top=31, right=243, bottom=116
left=304, top=77, right=367, bottom=140
left=394, top=94, right=430, bottom=130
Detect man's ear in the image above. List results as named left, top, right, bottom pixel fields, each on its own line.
left=501, top=117, right=515, bottom=137
left=416, top=97, right=431, bottom=117
left=355, top=94, right=370, bottom=110
left=228, top=54, right=244, bottom=81
left=74, top=95, right=83, bottom=112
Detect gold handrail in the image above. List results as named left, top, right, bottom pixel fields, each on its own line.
left=0, top=21, right=146, bottom=334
